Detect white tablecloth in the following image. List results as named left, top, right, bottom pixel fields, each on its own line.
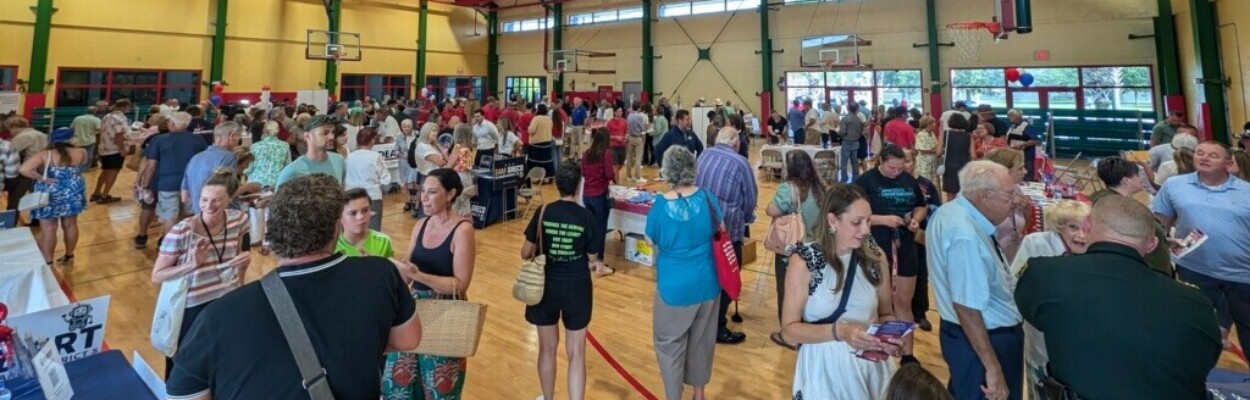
left=0, top=228, right=70, bottom=316
left=607, top=208, right=647, bottom=237
left=758, top=144, right=841, bottom=167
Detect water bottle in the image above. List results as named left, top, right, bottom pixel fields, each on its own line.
left=0, top=376, right=12, bottom=400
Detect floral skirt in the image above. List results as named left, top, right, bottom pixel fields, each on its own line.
left=382, top=289, right=467, bottom=400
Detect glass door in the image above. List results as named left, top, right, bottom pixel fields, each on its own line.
left=826, top=88, right=874, bottom=113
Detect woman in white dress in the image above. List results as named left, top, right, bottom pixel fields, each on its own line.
left=783, top=183, right=904, bottom=400
left=1008, top=200, right=1090, bottom=400
left=396, top=119, right=422, bottom=213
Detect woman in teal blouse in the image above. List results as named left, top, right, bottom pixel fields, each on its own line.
left=764, top=151, right=825, bottom=349
left=645, top=146, right=723, bottom=400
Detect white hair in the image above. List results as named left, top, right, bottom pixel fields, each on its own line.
left=168, top=111, right=192, bottom=130
left=958, top=160, right=1009, bottom=195
left=1007, top=109, right=1023, bottom=118
left=716, top=127, right=738, bottom=146
left=1171, top=133, right=1198, bottom=150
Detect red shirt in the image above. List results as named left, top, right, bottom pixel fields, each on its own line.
left=606, top=117, right=628, bottom=148
left=581, top=151, right=616, bottom=197
left=500, top=109, right=520, bottom=126
left=884, top=119, right=917, bottom=150
left=552, top=108, right=568, bottom=139
left=517, top=112, right=534, bottom=137
left=482, top=104, right=500, bottom=122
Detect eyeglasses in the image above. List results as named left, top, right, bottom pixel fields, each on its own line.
left=985, top=188, right=1020, bottom=199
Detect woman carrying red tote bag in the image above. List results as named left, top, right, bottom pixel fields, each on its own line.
left=704, top=196, right=742, bottom=300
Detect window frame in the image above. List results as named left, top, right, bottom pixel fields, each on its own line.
left=426, top=75, right=485, bottom=104
left=502, top=16, right=554, bottom=33
left=949, top=65, right=1156, bottom=112
left=782, top=68, right=924, bottom=112
left=0, top=66, right=17, bottom=91
left=504, top=76, right=548, bottom=106
left=659, top=0, right=759, bottom=18
left=54, top=67, right=201, bottom=108
left=339, top=74, right=412, bottom=103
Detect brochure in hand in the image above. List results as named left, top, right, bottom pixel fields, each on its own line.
left=855, top=321, right=915, bottom=361
left=1171, top=229, right=1207, bottom=259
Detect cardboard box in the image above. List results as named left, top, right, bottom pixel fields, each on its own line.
left=742, top=238, right=758, bottom=265
left=624, top=233, right=654, bottom=266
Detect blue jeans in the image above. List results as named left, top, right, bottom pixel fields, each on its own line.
left=582, top=194, right=611, bottom=262
left=1177, top=266, right=1250, bottom=350
left=793, top=128, right=805, bottom=145
left=840, top=140, right=861, bottom=183
left=940, top=320, right=1024, bottom=400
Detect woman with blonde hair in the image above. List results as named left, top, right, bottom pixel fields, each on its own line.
left=912, top=116, right=940, bottom=183
left=785, top=184, right=902, bottom=399
left=1008, top=199, right=1091, bottom=400
left=1232, top=149, right=1250, bottom=182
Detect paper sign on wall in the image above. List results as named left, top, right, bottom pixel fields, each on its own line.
left=0, top=91, right=20, bottom=114
left=8, top=296, right=110, bottom=363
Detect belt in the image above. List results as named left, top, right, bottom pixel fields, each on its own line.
left=940, top=319, right=1022, bottom=335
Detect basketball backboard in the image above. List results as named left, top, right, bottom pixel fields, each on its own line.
left=306, top=29, right=362, bottom=61
left=800, top=34, right=871, bottom=68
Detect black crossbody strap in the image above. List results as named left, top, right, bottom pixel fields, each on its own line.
left=812, top=253, right=859, bottom=325
left=261, top=272, right=336, bottom=400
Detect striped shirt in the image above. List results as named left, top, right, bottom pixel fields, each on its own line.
left=159, top=210, right=250, bottom=307
left=0, top=139, right=19, bottom=180
left=1151, top=172, right=1250, bottom=283
left=693, top=144, right=758, bottom=243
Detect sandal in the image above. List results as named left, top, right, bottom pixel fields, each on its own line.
left=100, top=195, right=121, bottom=203
left=56, top=254, right=74, bottom=264
left=593, top=264, right=616, bottom=278
left=770, top=331, right=797, bottom=351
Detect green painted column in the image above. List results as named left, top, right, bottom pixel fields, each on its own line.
left=552, top=3, right=564, bottom=98
left=642, top=0, right=654, bottom=103
left=209, top=0, right=228, bottom=86
left=1188, top=0, right=1228, bottom=142
left=1154, top=0, right=1183, bottom=113
left=416, top=0, right=429, bottom=89
left=27, top=0, right=55, bottom=94
left=325, top=0, right=341, bottom=96
left=925, top=0, right=942, bottom=112
left=487, top=10, right=499, bottom=99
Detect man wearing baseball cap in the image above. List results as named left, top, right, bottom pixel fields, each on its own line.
left=275, top=115, right=346, bottom=188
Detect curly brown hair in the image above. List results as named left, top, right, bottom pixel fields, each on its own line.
left=265, top=174, right=346, bottom=258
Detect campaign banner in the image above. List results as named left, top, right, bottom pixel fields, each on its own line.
left=8, top=295, right=111, bottom=363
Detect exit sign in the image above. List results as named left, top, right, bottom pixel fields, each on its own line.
left=1034, top=50, right=1051, bottom=61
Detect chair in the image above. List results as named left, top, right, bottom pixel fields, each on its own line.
left=812, top=149, right=839, bottom=186
left=760, top=148, right=785, bottom=181
left=517, top=168, right=547, bottom=219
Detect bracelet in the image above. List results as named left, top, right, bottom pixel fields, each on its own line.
left=832, top=321, right=841, bottom=342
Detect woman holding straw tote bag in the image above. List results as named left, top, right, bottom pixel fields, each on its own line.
left=386, top=168, right=483, bottom=400
left=518, top=160, right=608, bottom=400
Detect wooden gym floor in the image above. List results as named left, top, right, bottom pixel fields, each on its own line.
left=37, top=141, right=1245, bottom=399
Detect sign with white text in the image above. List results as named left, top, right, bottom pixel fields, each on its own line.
left=9, top=296, right=110, bottom=363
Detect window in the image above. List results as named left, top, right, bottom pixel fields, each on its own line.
left=426, top=76, right=484, bottom=104
left=55, top=68, right=201, bottom=107
left=659, top=0, right=758, bottom=18
left=569, top=7, right=644, bottom=26
left=783, top=69, right=923, bottom=113
left=341, top=74, right=411, bottom=103
left=950, top=65, right=1154, bottom=112
left=502, top=17, right=554, bottom=33
left=0, top=66, right=16, bottom=91
left=505, top=77, right=547, bottom=106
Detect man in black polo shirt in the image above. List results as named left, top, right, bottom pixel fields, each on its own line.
left=1015, top=196, right=1220, bottom=400
left=167, top=174, right=422, bottom=399
left=853, top=144, right=927, bottom=364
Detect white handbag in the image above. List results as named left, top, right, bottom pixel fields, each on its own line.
left=936, top=129, right=952, bottom=177
left=150, top=235, right=200, bottom=357
left=17, top=152, right=52, bottom=212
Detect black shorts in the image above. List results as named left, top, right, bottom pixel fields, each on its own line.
left=872, top=227, right=920, bottom=277
left=100, top=154, right=124, bottom=170
left=525, top=277, right=593, bottom=330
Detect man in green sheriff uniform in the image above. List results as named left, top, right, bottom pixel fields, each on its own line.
left=1015, top=196, right=1220, bottom=400
left=336, top=188, right=395, bottom=258
left=1089, top=156, right=1173, bottom=277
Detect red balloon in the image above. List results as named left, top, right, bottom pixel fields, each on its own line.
left=1005, top=68, right=1022, bottom=83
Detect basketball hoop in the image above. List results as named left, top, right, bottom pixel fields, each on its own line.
left=947, top=21, right=1001, bottom=62
left=821, top=59, right=836, bottom=72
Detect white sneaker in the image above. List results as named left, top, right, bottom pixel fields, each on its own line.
left=535, top=396, right=545, bottom=400
left=636, top=177, right=649, bottom=184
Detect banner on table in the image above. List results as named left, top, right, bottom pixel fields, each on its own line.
left=8, top=295, right=111, bottom=363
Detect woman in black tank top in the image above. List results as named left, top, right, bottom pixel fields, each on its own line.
left=383, top=168, right=477, bottom=400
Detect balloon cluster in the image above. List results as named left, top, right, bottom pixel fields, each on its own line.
left=210, top=82, right=225, bottom=106
left=1005, top=68, right=1035, bottom=88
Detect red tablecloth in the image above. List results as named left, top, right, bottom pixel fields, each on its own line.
left=613, top=201, right=652, bottom=215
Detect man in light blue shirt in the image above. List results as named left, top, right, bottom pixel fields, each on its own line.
left=276, top=116, right=346, bottom=187
left=1152, top=141, right=1250, bottom=352
left=182, top=122, right=241, bottom=214
left=927, top=160, right=1023, bottom=400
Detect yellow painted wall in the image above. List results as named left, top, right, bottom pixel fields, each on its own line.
left=1160, top=0, right=1246, bottom=139
left=498, top=0, right=1158, bottom=115
left=0, top=0, right=487, bottom=108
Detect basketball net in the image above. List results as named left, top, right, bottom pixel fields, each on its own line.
left=821, top=59, right=836, bottom=73
left=947, top=21, right=1001, bottom=62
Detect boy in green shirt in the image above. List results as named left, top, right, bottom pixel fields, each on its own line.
left=337, top=188, right=395, bottom=258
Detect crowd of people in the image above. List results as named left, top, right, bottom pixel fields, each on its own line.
left=0, top=89, right=1248, bottom=400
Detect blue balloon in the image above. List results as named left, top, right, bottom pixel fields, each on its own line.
left=210, top=94, right=222, bottom=105
left=1019, top=72, right=1035, bottom=88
